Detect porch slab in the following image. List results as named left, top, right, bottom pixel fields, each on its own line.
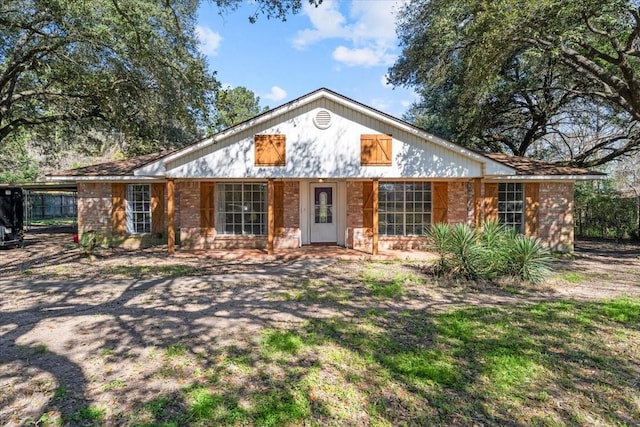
left=173, top=245, right=437, bottom=262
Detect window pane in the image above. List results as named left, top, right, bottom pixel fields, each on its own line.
left=216, top=183, right=267, bottom=236
left=498, top=183, right=524, bottom=231
left=378, top=182, right=432, bottom=236
left=126, top=184, right=152, bottom=234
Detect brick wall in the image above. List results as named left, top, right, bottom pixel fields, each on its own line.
left=176, top=180, right=300, bottom=250
left=345, top=181, right=372, bottom=252
left=77, top=182, right=111, bottom=235
left=275, top=181, right=301, bottom=248
left=176, top=181, right=210, bottom=248
left=539, top=182, right=574, bottom=252
left=447, top=181, right=469, bottom=224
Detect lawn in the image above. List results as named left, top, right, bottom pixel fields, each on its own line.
left=9, top=260, right=639, bottom=427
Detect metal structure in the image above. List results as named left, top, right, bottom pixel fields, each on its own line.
left=0, top=187, right=24, bottom=247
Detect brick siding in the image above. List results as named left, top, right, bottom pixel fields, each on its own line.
left=345, top=181, right=372, bottom=252
left=76, top=182, right=111, bottom=235
left=447, top=181, right=469, bottom=224
left=539, top=182, right=574, bottom=252
left=275, top=181, right=301, bottom=248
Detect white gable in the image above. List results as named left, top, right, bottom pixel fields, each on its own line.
left=135, top=89, right=514, bottom=179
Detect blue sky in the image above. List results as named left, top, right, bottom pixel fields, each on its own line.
left=196, top=0, right=416, bottom=118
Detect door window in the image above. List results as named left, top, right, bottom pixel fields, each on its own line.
left=314, top=187, right=333, bottom=224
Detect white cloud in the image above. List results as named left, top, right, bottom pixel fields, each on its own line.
left=263, top=86, right=287, bottom=101
left=333, top=46, right=393, bottom=67
left=292, top=1, right=347, bottom=49
left=293, top=0, right=406, bottom=67
left=196, top=26, right=222, bottom=56
left=400, top=99, right=413, bottom=108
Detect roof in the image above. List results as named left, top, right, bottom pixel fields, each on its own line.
left=483, top=153, right=606, bottom=177
left=48, top=150, right=175, bottom=178
left=46, top=88, right=604, bottom=181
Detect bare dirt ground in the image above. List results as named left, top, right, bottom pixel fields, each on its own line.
left=0, top=227, right=638, bottom=426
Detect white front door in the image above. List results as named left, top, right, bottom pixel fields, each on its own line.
left=309, top=183, right=337, bottom=243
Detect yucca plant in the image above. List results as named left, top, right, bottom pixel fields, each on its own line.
left=506, top=235, right=552, bottom=284
left=426, top=222, right=452, bottom=272
left=478, top=219, right=509, bottom=277
left=447, top=223, right=485, bottom=279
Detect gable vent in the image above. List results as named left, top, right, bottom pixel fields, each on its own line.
left=313, top=109, right=332, bottom=129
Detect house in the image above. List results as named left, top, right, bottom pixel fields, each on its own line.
left=48, top=88, right=603, bottom=254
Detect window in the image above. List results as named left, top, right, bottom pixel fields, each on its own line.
left=126, top=184, right=151, bottom=234
left=215, top=183, right=267, bottom=235
left=498, top=183, right=524, bottom=231
left=379, top=182, right=432, bottom=235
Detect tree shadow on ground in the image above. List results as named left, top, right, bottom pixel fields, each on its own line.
left=1, top=233, right=639, bottom=425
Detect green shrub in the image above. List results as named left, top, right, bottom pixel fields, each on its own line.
left=429, top=223, right=451, bottom=271
left=506, top=235, right=551, bottom=284
left=425, top=222, right=551, bottom=284
left=447, top=223, right=485, bottom=279
left=78, top=231, right=100, bottom=255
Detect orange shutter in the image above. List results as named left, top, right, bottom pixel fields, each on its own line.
left=361, top=134, right=392, bottom=166
left=111, top=183, right=126, bottom=235
left=525, top=183, right=540, bottom=236
left=433, top=182, right=448, bottom=224
left=274, top=181, right=285, bottom=235
left=362, top=181, right=374, bottom=229
left=255, top=134, right=286, bottom=166
left=484, top=183, right=498, bottom=222
left=200, top=182, right=215, bottom=235
left=151, top=183, right=165, bottom=236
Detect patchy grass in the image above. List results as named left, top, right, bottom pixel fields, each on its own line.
left=103, top=379, right=126, bottom=391
left=33, top=343, right=48, bottom=354
left=67, top=406, right=105, bottom=423
left=10, top=261, right=640, bottom=426
left=106, top=264, right=198, bottom=277
left=77, top=296, right=639, bottom=426
left=558, top=271, right=585, bottom=283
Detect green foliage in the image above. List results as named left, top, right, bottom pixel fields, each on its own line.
left=505, top=236, right=552, bottom=284
left=391, top=0, right=640, bottom=167
left=426, top=222, right=551, bottom=283
left=0, top=133, right=38, bottom=183
left=78, top=231, right=100, bottom=255
left=0, top=0, right=220, bottom=155
left=0, top=1, right=322, bottom=157
left=575, top=180, right=639, bottom=239
left=211, top=86, right=269, bottom=133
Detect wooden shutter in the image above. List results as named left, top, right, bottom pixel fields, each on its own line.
left=200, top=182, right=215, bottom=235
left=361, top=134, right=392, bottom=166
left=274, top=181, right=285, bottom=235
left=111, top=183, right=126, bottom=235
left=362, top=181, right=374, bottom=229
left=484, top=183, right=499, bottom=221
left=255, top=134, right=286, bottom=166
left=433, top=182, right=448, bottom=224
left=525, top=183, right=540, bottom=236
left=151, top=183, right=165, bottom=236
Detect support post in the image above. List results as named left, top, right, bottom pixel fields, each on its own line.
left=167, top=179, right=175, bottom=255
left=372, top=179, right=379, bottom=255
left=473, top=178, right=482, bottom=227
left=267, top=179, right=274, bottom=255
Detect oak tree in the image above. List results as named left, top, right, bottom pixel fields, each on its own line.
left=390, top=0, right=640, bottom=167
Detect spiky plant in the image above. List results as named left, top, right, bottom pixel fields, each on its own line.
left=506, top=235, right=551, bottom=284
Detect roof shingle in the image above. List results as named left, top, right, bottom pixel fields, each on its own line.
left=483, top=153, right=605, bottom=176
left=48, top=150, right=174, bottom=177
